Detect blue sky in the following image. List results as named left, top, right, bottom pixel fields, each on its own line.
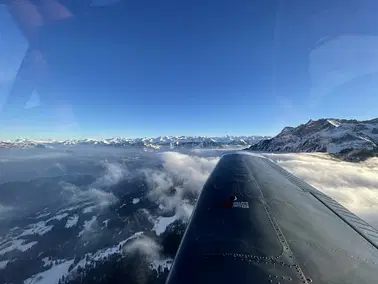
left=1, top=1, right=378, bottom=140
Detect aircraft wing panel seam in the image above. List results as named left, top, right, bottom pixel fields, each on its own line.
left=245, top=161, right=310, bottom=284
left=288, top=239, right=377, bottom=264
left=203, top=252, right=293, bottom=264
left=310, top=192, right=378, bottom=250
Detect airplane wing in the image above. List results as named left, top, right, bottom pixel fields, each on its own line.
left=166, top=152, right=378, bottom=284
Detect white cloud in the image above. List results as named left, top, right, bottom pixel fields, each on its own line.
left=59, top=160, right=129, bottom=210
left=142, top=152, right=219, bottom=220
left=142, top=169, right=174, bottom=203
left=85, top=188, right=118, bottom=209
left=159, top=152, right=219, bottom=194
left=264, top=153, right=378, bottom=227
left=122, top=235, right=161, bottom=261
left=175, top=202, right=194, bottom=221
left=93, top=160, right=129, bottom=187
left=60, top=182, right=118, bottom=210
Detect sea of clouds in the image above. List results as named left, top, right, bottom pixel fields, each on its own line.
left=1, top=148, right=377, bottom=227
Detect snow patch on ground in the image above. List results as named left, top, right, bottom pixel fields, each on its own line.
left=69, top=232, right=145, bottom=275
left=132, top=198, right=140, bottom=204
left=82, top=206, right=96, bottom=214
left=36, top=212, right=51, bottom=219
left=0, top=239, right=38, bottom=255
left=42, top=257, right=53, bottom=267
left=46, top=213, right=69, bottom=223
left=56, top=202, right=95, bottom=214
left=65, top=215, right=79, bottom=228
left=92, top=231, right=144, bottom=261
left=149, top=258, right=173, bottom=271
left=23, top=259, right=74, bottom=284
left=153, top=215, right=178, bottom=235
left=19, top=221, right=53, bottom=237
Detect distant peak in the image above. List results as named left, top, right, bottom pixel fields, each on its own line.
left=247, top=116, right=378, bottom=160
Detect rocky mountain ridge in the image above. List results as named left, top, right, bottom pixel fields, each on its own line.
left=247, top=118, right=378, bottom=161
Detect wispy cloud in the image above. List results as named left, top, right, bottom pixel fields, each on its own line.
left=78, top=216, right=100, bottom=241
left=60, top=182, right=118, bottom=210
left=60, top=160, right=127, bottom=209
left=93, top=160, right=130, bottom=187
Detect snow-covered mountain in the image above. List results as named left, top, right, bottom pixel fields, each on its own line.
left=0, top=182, right=177, bottom=284
left=0, top=136, right=269, bottom=149
left=247, top=118, right=378, bottom=161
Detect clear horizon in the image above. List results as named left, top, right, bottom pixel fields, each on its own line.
left=2, top=115, right=378, bottom=141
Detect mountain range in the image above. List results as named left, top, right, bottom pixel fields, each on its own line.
left=247, top=118, right=378, bottom=161
left=4, top=118, right=378, bottom=161
left=0, top=136, right=270, bottom=150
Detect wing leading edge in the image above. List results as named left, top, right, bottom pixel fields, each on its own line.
left=166, top=152, right=378, bottom=284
